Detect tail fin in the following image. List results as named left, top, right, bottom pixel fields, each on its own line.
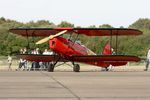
left=102, top=42, right=112, bottom=55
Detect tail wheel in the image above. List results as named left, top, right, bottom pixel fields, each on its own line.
left=47, top=63, right=54, bottom=72
left=73, top=64, right=80, bottom=72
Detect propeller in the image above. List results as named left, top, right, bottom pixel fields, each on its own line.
left=36, top=30, right=67, bottom=45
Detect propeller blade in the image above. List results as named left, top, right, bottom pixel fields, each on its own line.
left=36, top=30, right=67, bottom=45
left=36, top=37, right=50, bottom=44
left=49, top=30, right=67, bottom=39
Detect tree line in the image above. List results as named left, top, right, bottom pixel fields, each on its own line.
left=0, top=17, right=150, bottom=57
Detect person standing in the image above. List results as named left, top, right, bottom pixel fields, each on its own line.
left=17, top=48, right=27, bottom=71
left=42, top=49, right=52, bottom=70
left=145, top=48, right=150, bottom=71
left=7, top=55, right=12, bottom=71
left=31, top=48, right=40, bottom=70
left=23, top=48, right=28, bottom=70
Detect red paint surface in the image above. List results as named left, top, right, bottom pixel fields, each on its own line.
left=10, top=28, right=142, bottom=37
left=49, top=37, right=128, bottom=67
left=49, top=37, right=87, bottom=57
left=10, top=28, right=142, bottom=68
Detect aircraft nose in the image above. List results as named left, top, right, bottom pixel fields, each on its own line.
left=49, top=40, right=56, bottom=48
left=51, top=41, right=55, bottom=46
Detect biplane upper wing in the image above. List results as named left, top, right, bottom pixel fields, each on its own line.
left=17, top=54, right=66, bottom=62
left=9, top=28, right=58, bottom=37
left=9, top=28, right=142, bottom=37
left=70, top=55, right=141, bottom=62
left=74, top=28, right=142, bottom=36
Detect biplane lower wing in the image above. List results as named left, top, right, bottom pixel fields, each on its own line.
left=17, top=54, right=66, bottom=62
left=70, top=55, right=141, bottom=62
left=18, top=54, right=140, bottom=63
left=70, top=55, right=141, bottom=67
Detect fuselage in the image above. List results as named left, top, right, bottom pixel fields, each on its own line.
left=49, top=37, right=88, bottom=57
left=49, top=37, right=127, bottom=67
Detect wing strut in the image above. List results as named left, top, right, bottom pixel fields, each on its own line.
left=73, top=33, right=79, bottom=45
left=109, top=30, right=119, bottom=55
left=110, top=30, right=112, bottom=54
left=26, top=29, right=30, bottom=50
left=26, top=30, right=37, bottom=51
left=116, top=31, right=118, bottom=54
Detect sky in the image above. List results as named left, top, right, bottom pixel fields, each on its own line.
left=0, top=0, right=150, bottom=27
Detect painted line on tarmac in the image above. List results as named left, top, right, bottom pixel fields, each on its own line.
left=40, top=71, right=81, bottom=100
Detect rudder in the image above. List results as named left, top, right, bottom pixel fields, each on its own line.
left=102, top=42, right=112, bottom=55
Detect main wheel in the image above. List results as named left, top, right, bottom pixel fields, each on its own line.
left=101, top=67, right=109, bottom=71
left=105, top=67, right=109, bottom=71
left=73, top=64, right=80, bottom=72
left=47, top=63, right=54, bottom=72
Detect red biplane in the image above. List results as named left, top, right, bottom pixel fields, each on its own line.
left=10, top=28, right=142, bottom=72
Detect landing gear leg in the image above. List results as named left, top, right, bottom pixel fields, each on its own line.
left=73, top=63, right=80, bottom=72
left=47, top=56, right=60, bottom=72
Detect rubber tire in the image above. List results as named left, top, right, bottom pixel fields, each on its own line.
left=105, top=67, right=109, bottom=71
left=73, top=64, right=80, bottom=72
left=47, top=64, right=54, bottom=72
